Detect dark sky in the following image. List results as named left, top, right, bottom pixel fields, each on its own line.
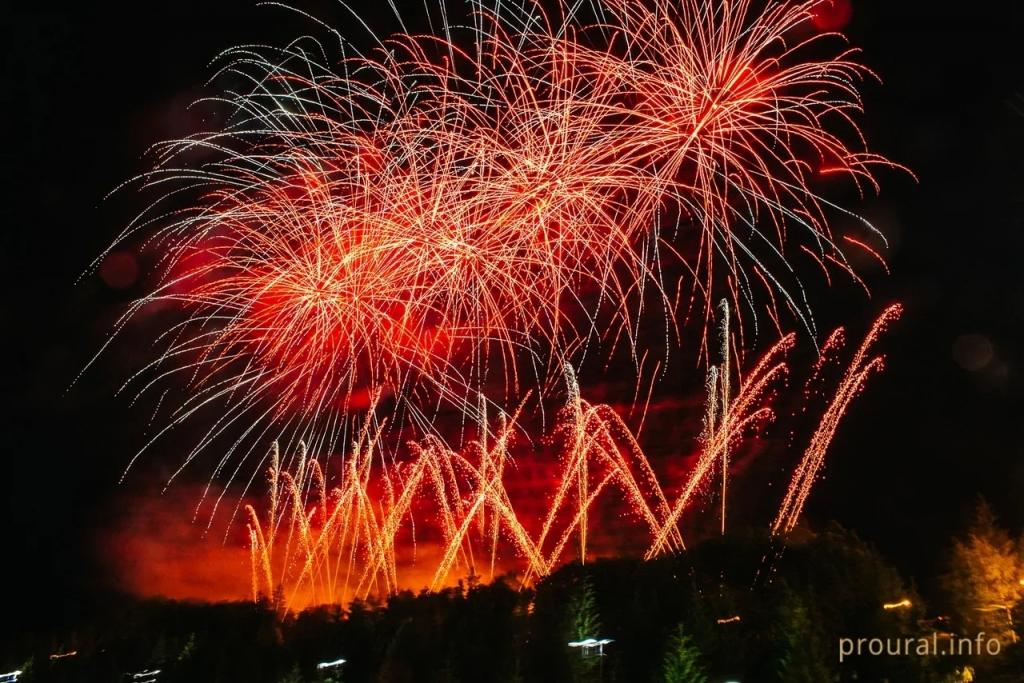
left=4, top=0, right=1024, bottom=631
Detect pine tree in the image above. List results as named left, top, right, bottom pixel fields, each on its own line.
left=177, top=633, right=196, bottom=664
left=278, top=664, right=305, bottom=683
left=566, top=576, right=603, bottom=680
left=272, top=582, right=288, bottom=616
left=775, top=590, right=834, bottom=682
left=662, top=625, right=708, bottom=683
left=569, top=576, right=601, bottom=641
left=941, top=500, right=1024, bottom=645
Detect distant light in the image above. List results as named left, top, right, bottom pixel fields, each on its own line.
left=317, top=658, right=346, bottom=670
left=716, top=615, right=741, bottom=624
left=131, top=670, right=161, bottom=683
left=568, top=638, right=614, bottom=647
left=883, top=599, right=912, bottom=610
left=49, top=650, right=78, bottom=660
left=568, top=638, right=613, bottom=656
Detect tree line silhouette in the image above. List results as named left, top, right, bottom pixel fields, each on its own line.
left=6, top=511, right=1023, bottom=682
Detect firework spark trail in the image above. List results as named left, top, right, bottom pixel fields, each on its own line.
left=522, top=362, right=687, bottom=583
left=245, top=360, right=689, bottom=605
left=505, top=0, right=908, bottom=348
left=243, top=310, right=899, bottom=610
left=644, top=330, right=793, bottom=560
left=93, top=1, right=907, bottom=607
left=105, top=27, right=668, bottom=502
left=96, top=0, right=903, bottom=501
left=772, top=303, right=902, bottom=535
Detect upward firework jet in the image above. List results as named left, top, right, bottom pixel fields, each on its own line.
left=773, top=302, right=903, bottom=535
left=244, top=308, right=898, bottom=609
left=94, top=0, right=904, bottom=562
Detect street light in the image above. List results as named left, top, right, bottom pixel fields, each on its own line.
left=0, top=672, right=22, bottom=683
left=130, top=670, right=161, bottom=683
left=567, top=638, right=614, bottom=657
left=883, top=598, right=912, bottom=610
left=316, top=658, right=346, bottom=671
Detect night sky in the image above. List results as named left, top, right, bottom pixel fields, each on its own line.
left=4, top=0, right=1023, bottom=633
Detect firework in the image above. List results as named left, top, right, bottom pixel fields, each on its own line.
left=773, top=302, right=902, bottom=535
left=94, top=0, right=901, bottom=494
left=244, top=308, right=896, bottom=609
left=508, top=0, right=908, bottom=347
left=90, top=1, right=907, bottom=606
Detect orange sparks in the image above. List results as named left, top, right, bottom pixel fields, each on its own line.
left=773, top=304, right=903, bottom=535
left=96, top=0, right=903, bottom=497
left=93, top=1, right=905, bottom=606
left=239, top=308, right=897, bottom=610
